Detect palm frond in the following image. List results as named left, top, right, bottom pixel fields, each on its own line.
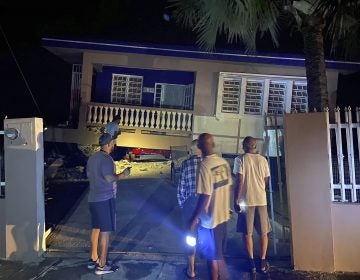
left=312, top=0, right=360, bottom=56
left=169, top=0, right=283, bottom=52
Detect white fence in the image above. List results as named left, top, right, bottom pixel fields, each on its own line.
left=327, top=107, right=360, bottom=203
left=87, top=102, right=193, bottom=132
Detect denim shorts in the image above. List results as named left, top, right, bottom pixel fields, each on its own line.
left=89, top=198, right=116, bottom=232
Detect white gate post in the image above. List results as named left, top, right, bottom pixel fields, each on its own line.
left=3, top=118, right=45, bottom=261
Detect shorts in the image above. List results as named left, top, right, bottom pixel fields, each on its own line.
left=89, top=198, right=116, bottom=232
left=181, top=196, right=198, bottom=227
left=181, top=196, right=198, bottom=256
left=237, top=205, right=271, bottom=236
left=197, top=222, right=227, bottom=260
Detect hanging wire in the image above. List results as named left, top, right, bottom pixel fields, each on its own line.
left=0, top=23, right=42, bottom=117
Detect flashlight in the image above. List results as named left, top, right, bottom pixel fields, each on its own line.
left=186, top=235, right=196, bottom=247
left=238, top=200, right=247, bottom=212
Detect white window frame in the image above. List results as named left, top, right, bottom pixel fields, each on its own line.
left=154, top=83, right=194, bottom=110
left=111, top=74, right=143, bottom=105
left=216, top=72, right=307, bottom=117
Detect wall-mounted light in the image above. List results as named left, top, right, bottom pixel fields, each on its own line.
left=4, top=128, right=19, bottom=141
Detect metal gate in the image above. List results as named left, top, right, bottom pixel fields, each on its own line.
left=264, top=114, right=290, bottom=256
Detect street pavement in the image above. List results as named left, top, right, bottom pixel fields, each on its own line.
left=0, top=175, right=359, bottom=279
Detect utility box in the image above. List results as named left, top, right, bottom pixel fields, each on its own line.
left=2, top=118, right=45, bottom=261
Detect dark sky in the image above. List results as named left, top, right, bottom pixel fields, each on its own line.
left=0, top=0, right=338, bottom=125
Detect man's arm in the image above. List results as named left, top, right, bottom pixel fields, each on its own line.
left=105, top=167, right=130, bottom=183
left=177, top=161, right=187, bottom=208
left=189, top=164, right=211, bottom=231
left=190, top=194, right=210, bottom=231
left=264, top=176, right=270, bottom=187
left=234, top=173, right=245, bottom=209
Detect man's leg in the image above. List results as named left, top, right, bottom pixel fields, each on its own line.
left=187, top=253, right=196, bottom=277
left=245, top=206, right=255, bottom=259
left=207, top=260, right=219, bottom=280
left=90, top=228, right=100, bottom=261
left=245, top=207, right=256, bottom=273
left=245, top=234, right=254, bottom=259
left=99, top=232, right=111, bottom=267
left=260, top=234, right=268, bottom=260
left=257, top=206, right=271, bottom=273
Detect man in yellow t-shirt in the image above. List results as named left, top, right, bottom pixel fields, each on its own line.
left=234, top=136, right=271, bottom=274
left=190, top=133, right=232, bottom=280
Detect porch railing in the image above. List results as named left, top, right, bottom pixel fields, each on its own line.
left=86, top=102, right=193, bottom=132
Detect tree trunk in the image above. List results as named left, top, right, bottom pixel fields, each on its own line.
left=302, top=15, right=329, bottom=111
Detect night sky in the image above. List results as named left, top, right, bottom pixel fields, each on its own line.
left=0, top=0, right=352, bottom=126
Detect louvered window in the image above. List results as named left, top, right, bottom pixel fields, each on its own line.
left=291, top=82, right=308, bottom=112
left=268, top=81, right=286, bottom=115
left=221, top=78, right=241, bottom=113
left=244, top=80, right=264, bottom=115
left=111, top=74, right=143, bottom=105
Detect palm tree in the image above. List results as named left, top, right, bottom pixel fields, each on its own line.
left=169, top=0, right=360, bottom=111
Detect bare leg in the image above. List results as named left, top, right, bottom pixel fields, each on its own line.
left=90, top=229, right=100, bottom=261
left=99, top=232, right=110, bottom=266
left=187, top=254, right=196, bottom=277
left=260, top=234, right=268, bottom=260
left=245, top=234, right=254, bottom=259
left=218, top=259, right=230, bottom=280
left=208, top=260, right=219, bottom=280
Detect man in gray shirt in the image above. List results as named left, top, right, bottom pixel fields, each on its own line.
left=86, top=133, right=130, bottom=275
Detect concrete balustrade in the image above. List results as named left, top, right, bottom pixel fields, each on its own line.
left=86, top=103, right=193, bottom=132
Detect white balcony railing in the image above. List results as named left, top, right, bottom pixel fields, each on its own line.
left=87, top=103, right=193, bottom=132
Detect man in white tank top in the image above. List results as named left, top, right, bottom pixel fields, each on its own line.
left=233, top=136, right=271, bottom=274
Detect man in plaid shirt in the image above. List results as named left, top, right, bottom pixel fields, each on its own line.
left=177, top=139, right=202, bottom=279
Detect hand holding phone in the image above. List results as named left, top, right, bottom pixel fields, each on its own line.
left=123, top=167, right=131, bottom=177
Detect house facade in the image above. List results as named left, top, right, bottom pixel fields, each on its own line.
left=42, top=38, right=360, bottom=154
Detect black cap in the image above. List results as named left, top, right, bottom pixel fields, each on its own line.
left=113, top=114, right=121, bottom=121
left=99, top=133, right=113, bottom=146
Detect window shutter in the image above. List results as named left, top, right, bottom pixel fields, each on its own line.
left=291, top=82, right=308, bottom=112
left=221, top=78, right=241, bottom=113
left=268, top=81, right=286, bottom=115
left=111, top=74, right=143, bottom=105
left=244, top=80, right=264, bottom=115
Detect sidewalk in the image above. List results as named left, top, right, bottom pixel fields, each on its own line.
left=1, top=174, right=359, bottom=279
left=1, top=252, right=359, bottom=280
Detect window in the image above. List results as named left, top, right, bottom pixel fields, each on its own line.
left=154, top=83, right=194, bottom=110
left=268, top=81, right=286, bottom=115
left=184, top=85, right=193, bottom=110
left=291, top=82, right=308, bottom=112
left=111, top=74, right=143, bottom=105
left=221, top=79, right=241, bottom=113
left=245, top=80, right=264, bottom=115
left=218, top=73, right=308, bottom=116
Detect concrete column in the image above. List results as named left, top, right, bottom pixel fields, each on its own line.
left=3, top=118, right=45, bottom=261
left=284, top=112, right=335, bottom=272
left=81, top=52, right=93, bottom=103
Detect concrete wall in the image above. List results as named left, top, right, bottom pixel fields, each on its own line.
left=284, top=112, right=360, bottom=272
left=284, top=112, right=335, bottom=272
left=331, top=204, right=360, bottom=272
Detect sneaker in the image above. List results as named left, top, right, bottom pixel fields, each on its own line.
left=249, top=258, right=256, bottom=274
left=260, top=259, right=270, bottom=274
left=87, top=258, right=99, bottom=269
left=95, top=263, right=119, bottom=275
